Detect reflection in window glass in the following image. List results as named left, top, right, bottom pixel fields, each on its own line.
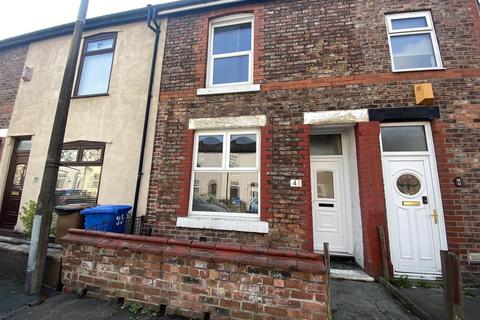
left=316, top=171, right=334, bottom=199
left=60, top=149, right=78, bottom=162
left=391, top=34, right=437, bottom=70
left=391, top=17, right=428, bottom=30
left=208, top=180, right=217, bottom=196
left=55, top=166, right=101, bottom=205
left=381, top=126, right=428, bottom=152
left=197, top=135, right=223, bottom=168
left=82, top=148, right=102, bottom=162
left=192, top=172, right=259, bottom=214
left=16, top=140, right=32, bottom=152
left=310, top=134, right=342, bottom=156
left=230, top=134, right=256, bottom=168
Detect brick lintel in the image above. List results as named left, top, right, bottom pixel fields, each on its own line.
left=63, top=229, right=327, bottom=274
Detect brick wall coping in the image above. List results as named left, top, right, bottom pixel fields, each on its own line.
left=63, top=229, right=327, bottom=274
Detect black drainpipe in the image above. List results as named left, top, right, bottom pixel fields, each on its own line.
left=131, top=4, right=161, bottom=234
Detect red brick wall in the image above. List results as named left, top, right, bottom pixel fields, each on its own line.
left=355, top=122, right=391, bottom=277
left=0, top=45, right=27, bottom=129
left=148, top=0, right=480, bottom=280
left=62, top=230, right=329, bottom=320
left=431, top=102, right=480, bottom=284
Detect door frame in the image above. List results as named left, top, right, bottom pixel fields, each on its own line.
left=310, top=128, right=355, bottom=256
left=0, top=137, right=32, bottom=229
left=380, top=121, right=448, bottom=277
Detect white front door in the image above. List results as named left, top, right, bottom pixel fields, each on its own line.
left=381, top=123, right=447, bottom=276
left=310, top=133, right=352, bottom=254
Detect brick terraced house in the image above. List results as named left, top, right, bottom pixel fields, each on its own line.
left=145, top=0, right=480, bottom=284
left=0, top=0, right=479, bottom=318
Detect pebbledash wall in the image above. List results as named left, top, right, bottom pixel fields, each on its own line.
left=145, top=0, right=480, bottom=283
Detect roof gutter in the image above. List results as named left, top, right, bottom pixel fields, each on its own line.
left=157, top=0, right=249, bottom=16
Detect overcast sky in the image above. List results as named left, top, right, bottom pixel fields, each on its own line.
left=0, top=0, right=178, bottom=40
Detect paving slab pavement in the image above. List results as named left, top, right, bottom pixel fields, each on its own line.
left=400, top=286, right=480, bottom=320
left=0, top=275, right=179, bottom=320
left=331, top=279, right=419, bottom=320
left=0, top=275, right=32, bottom=319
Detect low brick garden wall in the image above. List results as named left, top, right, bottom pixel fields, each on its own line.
left=62, top=229, right=330, bottom=319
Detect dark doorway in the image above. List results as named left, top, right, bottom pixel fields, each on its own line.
left=0, top=138, right=31, bottom=229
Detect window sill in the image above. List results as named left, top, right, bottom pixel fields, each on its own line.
left=392, top=67, right=446, bottom=73
left=197, top=84, right=260, bottom=96
left=71, top=93, right=109, bottom=99
left=176, top=216, right=269, bottom=234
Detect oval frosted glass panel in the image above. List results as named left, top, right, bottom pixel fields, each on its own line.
left=86, top=38, right=114, bottom=52
left=391, top=34, right=437, bottom=70
left=213, top=55, right=249, bottom=84
left=230, top=134, right=256, bottom=168
left=197, top=135, right=223, bottom=168
left=213, top=23, right=251, bottom=55
left=310, top=134, right=342, bottom=156
left=381, top=126, right=428, bottom=152
left=391, top=17, right=428, bottom=30
left=77, top=52, right=113, bottom=95
left=60, top=149, right=78, bottom=162
left=396, top=174, right=421, bottom=196
left=316, top=171, right=334, bottom=199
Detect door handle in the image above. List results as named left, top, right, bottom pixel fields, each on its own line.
left=431, top=209, right=438, bottom=224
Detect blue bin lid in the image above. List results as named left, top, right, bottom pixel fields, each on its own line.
left=81, top=205, right=132, bottom=215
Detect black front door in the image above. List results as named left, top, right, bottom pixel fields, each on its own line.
left=0, top=138, right=31, bottom=229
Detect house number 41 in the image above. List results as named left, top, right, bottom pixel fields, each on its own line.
left=290, top=179, right=302, bottom=188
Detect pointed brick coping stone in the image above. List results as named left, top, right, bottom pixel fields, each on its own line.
left=62, top=229, right=327, bottom=274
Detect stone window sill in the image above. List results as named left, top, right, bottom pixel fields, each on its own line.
left=196, top=84, right=260, bottom=96
left=176, top=216, right=269, bottom=234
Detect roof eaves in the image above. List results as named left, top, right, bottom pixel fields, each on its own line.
left=0, top=0, right=255, bottom=50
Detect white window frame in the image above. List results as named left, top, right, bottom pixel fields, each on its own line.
left=189, top=129, right=261, bottom=220
left=385, top=11, right=443, bottom=72
left=198, top=14, right=259, bottom=96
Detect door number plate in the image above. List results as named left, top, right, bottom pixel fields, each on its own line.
left=290, top=179, right=302, bottom=188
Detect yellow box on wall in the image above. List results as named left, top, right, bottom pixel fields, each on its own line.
left=414, top=83, right=434, bottom=105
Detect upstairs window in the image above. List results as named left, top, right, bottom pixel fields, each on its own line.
left=386, top=11, right=442, bottom=72
left=190, top=130, right=260, bottom=217
left=207, top=15, right=253, bottom=87
left=75, top=33, right=117, bottom=96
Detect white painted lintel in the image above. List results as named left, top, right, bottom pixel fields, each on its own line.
left=189, top=115, right=266, bottom=130
left=176, top=217, right=269, bottom=234
left=304, top=109, right=369, bottom=125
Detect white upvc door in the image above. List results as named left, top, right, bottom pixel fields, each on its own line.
left=310, top=132, right=353, bottom=255
left=381, top=122, right=447, bottom=277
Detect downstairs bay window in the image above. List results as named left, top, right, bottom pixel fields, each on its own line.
left=190, top=130, right=260, bottom=218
